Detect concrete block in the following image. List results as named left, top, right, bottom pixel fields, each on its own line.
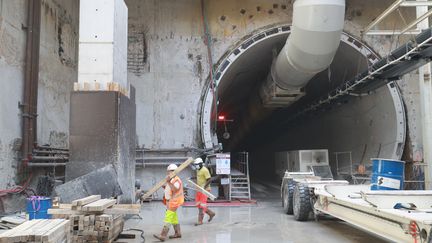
left=55, top=165, right=122, bottom=203
left=78, top=43, right=114, bottom=75
left=79, top=0, right=115, bottom=43
left=78, top=0, right=128, bottom=89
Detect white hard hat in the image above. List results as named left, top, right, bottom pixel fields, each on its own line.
left=167, top=164, right=178, bottom=171
left=194, top=158, right=203, bottom=165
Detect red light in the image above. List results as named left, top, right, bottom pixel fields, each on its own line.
left=218, top=115, right=225, bottom=121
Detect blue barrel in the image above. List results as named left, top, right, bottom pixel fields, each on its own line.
left=26, top=196, right=52, bottom=220
left=370, top=158, right=405, bottom=190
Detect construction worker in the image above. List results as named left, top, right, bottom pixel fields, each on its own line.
left=193, top=158, right=216, bottom=226
left=153, top=164, right=184, bottom=241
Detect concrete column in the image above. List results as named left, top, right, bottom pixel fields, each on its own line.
left=64, top=0, right=136, bottom=203
left=417, top=1, right=432, bottom=189
left=77, top=0, right=129, bottom=93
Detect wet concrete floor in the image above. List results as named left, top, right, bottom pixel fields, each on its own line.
left=123, top=181, right=386, bottom=243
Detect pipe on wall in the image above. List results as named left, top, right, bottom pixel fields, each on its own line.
left=22, top=0, right=41, bottom=162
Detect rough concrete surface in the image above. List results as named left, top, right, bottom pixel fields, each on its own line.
left=0, top=0, right=28, bottom=189
left=38, top=0, right=78, bottom=148
left=0, top=0, right=78, bottom=190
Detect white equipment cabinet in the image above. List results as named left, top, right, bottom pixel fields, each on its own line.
left=275, top=149, right=329, bottom=180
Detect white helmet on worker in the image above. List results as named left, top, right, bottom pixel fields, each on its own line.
left=167, top=164, right=178, bottom=171
left=194, top=158, right=203, bottom=165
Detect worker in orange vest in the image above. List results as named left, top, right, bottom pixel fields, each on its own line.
left=153, top=164, right=184, bottom=241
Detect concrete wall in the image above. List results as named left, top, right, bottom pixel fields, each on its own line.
left=0, top=0, right=425, bottom=191
left=0, top=0, right=27, bottom=188
left=126, top=0, right=423, bottom=188
left=125, top=0, right=420, bottom=156
left=126, top=0, right=207, bottom=149
left=0, top=0, right=78, bottom=190
left=38, top=0, right=78, bottom=148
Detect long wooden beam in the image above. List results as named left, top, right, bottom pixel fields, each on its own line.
left=141, top=157, right=195, bottom=201
left=187, top=179, right=216, bottom=201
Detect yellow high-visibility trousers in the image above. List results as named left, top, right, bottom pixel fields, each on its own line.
left=164, top=210, right=179, bottom=225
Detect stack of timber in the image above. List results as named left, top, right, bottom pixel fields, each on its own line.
left=0, top=216, right=26, bottom=229
left=48, top=195, right=140, bottom=243
left=68, top=214, right=123, bottom=243
left=0, top=219, right=70, bottom=243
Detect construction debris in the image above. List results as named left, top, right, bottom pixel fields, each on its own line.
left=0, top=219, right=70, bottom=243
left=55, top=165, right=122, bottom=203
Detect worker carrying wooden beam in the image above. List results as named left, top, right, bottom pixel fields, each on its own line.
left=191, top=158, right=216, bottom=226
left=153, top=164, right=184, bottom=242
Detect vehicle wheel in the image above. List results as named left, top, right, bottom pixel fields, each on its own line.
left=293, top=183, right=312, bottom=221
left=282, top=180, right=295, bottom=214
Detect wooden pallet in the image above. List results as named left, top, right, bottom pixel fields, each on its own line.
left=0, top=219, right=70, bottom=243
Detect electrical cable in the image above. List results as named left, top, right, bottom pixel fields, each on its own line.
left=0, top=173, right=34, bottom=197
left=123, top=228, right=145, bottom=243
left=200, top=0, right=218, bottom=130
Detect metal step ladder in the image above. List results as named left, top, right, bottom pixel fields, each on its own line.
left=229, top=175, right=251, bottom=200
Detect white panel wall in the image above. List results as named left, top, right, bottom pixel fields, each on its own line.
left=78, top=0, right=128, bottom=91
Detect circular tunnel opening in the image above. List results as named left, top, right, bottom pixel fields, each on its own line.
left=200, top=25, right=405, bottom=184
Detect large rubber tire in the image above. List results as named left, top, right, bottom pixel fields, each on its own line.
left=282, top=180, right=295, bottom=214
left=293, top=183, right=312, bottom=221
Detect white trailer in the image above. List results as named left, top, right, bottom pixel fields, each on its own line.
left=281, top=171, right=432, bottom=242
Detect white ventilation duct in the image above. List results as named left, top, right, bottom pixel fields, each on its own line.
left=262, top=0, right=345, bottom=107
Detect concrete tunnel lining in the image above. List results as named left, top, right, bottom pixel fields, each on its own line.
left=200, top=24, right=406, bottom=169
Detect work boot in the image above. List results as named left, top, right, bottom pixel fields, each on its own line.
left=169, top=224, right=182, bottom=239
left=194, top=209, right=204, bottom=226
left=206, top=209, right=216, bottom=222
left=153, top=226, right=169, bottom=242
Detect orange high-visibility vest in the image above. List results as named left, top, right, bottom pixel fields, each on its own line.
left=167, top=176, right=184, bottom=209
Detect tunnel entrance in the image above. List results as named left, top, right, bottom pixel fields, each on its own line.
left=200, top=25, right=405, bottom=183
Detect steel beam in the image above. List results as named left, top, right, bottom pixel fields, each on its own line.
left=363, top=0, right=404, bottom=33
left=401, top=0, right=432, bottom=6
left=365, top=30, right=421, bottom=35
left=417, top=1, right=432, bottom=189
left=401, top=6, right=432, bottom=34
